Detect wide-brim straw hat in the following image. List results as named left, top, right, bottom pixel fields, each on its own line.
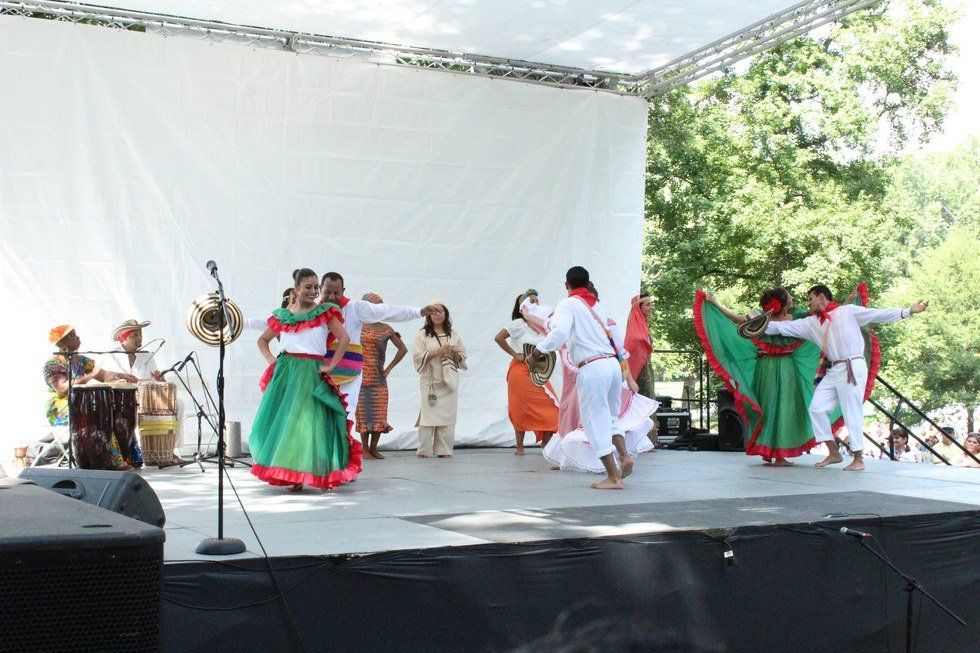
left=737, top=310, right=773, bottom=340
left=112, top=319, right=151, bottom=342
left=523, top=343, right=556, bottom=386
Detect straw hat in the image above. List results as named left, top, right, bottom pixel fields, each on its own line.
left=523, top=343, right=556, bottom=386
left=112, top=319, right=151, bottom=342
left=737, top=310, right=773, bottom=339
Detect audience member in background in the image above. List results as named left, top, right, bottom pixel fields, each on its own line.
left=931, top=425, right=960, bottom=464
left=888, top=430, right=924, bottom=463
left=952, top=433, right=980, bottom=468
left=356, top=293, right=408, bottom=460
left=413, top=302, right=467, bottom=458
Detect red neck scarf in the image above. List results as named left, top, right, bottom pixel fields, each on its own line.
left=568, top=287, right=597, bottom=307
left=322, top=296, right=351, bottom=308
left=813, top=301, right=839, bottom=324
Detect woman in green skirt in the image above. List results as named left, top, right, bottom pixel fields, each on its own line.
left=250, top=268, right=361, bottom=491
left=694, top=288, right=820, bottom=465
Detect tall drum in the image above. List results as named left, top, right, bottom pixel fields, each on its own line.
left=137, top=381, right=179, bottom=466
left=69, top=383, right=137, bottom=470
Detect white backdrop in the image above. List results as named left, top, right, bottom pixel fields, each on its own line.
left=0, top=16, right=648, bottom=456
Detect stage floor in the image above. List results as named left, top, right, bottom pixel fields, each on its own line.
left=147, top=448, right=980, bottom=562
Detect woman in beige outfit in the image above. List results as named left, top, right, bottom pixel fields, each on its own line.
left=413, top=303, right=467, bottom=458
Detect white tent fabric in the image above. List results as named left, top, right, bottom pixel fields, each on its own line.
left=65, top=0, right=800, bottom=74
left=0, top=17, right=648, bottom=456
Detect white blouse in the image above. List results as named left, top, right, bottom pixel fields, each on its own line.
left=504, top=318, right=544, bottom=351
left=279, top=324, right=329, bottom=357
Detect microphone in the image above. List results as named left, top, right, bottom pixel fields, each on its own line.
left=162, top=352, right=194, bottom=376
left=206, top=260, right=218, bottom=278
left=840, top=527, right=872, bottom=540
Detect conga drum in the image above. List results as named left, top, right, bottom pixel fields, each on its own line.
left=138, top=381, right=179, bottom=466
left=69, top=383, right=137, bottom=470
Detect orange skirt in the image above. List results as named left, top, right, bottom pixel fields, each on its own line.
left=506, top=359, right=559, bottom=433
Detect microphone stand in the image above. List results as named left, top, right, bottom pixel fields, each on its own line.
left=850, top=536, right=966, bottom=653
left=195, top=264, right=247, bottom=556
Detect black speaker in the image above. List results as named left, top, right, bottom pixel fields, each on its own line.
left=18, top=468, right=165, bottom=528
left=656, top=410, right=691, bottom=438
left=716, top=389, right=746, bottom=451
left=0, top=480, right=163, bottom=653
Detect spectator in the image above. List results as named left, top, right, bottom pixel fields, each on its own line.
left=952, top=433, right=980, bottom=468
left=931, top=425, right=960, bottom=464
left=888, top=430, right=923, bottom=463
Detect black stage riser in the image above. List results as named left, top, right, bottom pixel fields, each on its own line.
left=162, top=512, right=980, bottom=653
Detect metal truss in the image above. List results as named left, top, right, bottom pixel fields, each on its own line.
left=1, top=0, right=882, bottom=99
left=636, top=0, right=885, bottom=97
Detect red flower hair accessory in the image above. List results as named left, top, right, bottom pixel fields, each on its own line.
left=763, top=298, right=783, bottom=314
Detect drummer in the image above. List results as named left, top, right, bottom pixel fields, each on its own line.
left=38, top=325, right=137, bottom=467
left=103, top=319, right=164, bottom=381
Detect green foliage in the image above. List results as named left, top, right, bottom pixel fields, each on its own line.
left=644, top=0, right=959, bottom=365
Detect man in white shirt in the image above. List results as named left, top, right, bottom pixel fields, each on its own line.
left=529, top=266, right=631, bottom=490
left=321, top=272, right=434, bottom=422
left=764, top=284, right=928, bottom=471
left=102, top=319, right=164, bottom=381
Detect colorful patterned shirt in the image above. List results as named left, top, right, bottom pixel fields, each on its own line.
left=42, top=354, right=95, bottom=425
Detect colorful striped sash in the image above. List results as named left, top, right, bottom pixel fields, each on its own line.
left=326, top=342, right=364, bottom=386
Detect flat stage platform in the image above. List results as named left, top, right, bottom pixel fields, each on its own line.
left=151, top=448, right=980, bottom=560
left=153, top=450, right=980, bottom=653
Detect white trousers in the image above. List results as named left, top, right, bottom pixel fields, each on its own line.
left=341, top=375, right=362, bottom=423
left=809, top=358, right=867, bottom=452
left=417, top=425, right=455, bottom=457
left=576, top=357, right=623, bottom=459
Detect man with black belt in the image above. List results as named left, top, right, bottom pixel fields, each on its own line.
left=764, top=285, right=928, bottom=471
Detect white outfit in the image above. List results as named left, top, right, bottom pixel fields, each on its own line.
left=341, top=300, right=422, bottom=420
left=279, top=322, right=329, bottom=356
left=544, top=389, right=657, bottom=473
left=101, top=348, right=160, bottom=380
left=537, top=297, right=623, bottom=459
left=765, top=303, right=910, bottom=452
left=504, top=318, right=544, bottom=350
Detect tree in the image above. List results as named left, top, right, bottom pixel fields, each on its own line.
left=644, top=0, right=958, bottom=352
left=878, top=225, right=979, bottom=425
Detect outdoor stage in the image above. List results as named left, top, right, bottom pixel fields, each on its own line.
left=156, top=449, right=980, bottom=653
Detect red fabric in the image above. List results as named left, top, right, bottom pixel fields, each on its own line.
left=568, top=287, right=597, bottom=307
left=624, top=295, right=653, bottom=380
left=258, top=362, right=276, bottom=391
left=116, top=329, right=137, bottom=343
left=338, top=296, right=350, bottom=308
left=814, top=301, right=840, bottom=324
left=267, top=305, right=342, bottom=334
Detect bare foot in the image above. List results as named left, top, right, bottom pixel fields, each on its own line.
left=416, top=453, right=429, bottom=458
left=814, top=453, right=844, bottom=468
left=550, top=465, right=560, bottom=471
left=620, top=455, right=634, bottom=479
left=773, top=458, right=794, bottom=467
left=364, top=451, right=380, bottom=460
left=370, top=450, right=385, bottom=459
left=590, top=477, right=624, bottom=490
left=843, top=459, right=865, bottom=471
left=287, top=483, right=303, bottom=492
left=514, top=448, right=526, bottom=456
left=437, top=454, right=452, bottom=458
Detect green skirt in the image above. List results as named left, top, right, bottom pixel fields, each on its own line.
left=249, top=354, right=361, bottom=489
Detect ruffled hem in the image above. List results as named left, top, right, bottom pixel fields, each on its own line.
left=618, top=392, right=660, bottom=433
left=745, top=436, right=818, bottom=460
left=355, top=422, right=393, bottom=435
left=268, top=303, right=343, bottom=334
left=543, top=418, right=655, bottom=474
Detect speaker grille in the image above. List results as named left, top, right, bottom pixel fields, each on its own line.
left=717, top=407, right=746, bottom=451
left=0, top=548, right=161, bottom=653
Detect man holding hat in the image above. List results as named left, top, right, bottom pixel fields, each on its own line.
left=103, top=319, right=164, bottom=381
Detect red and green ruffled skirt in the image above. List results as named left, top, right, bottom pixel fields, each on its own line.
left=249, top=353, right=361, bottom=489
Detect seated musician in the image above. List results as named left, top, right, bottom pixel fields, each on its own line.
left=104, top=319, right=164, bottom=381
left=38, top=325, right=137, bottom=467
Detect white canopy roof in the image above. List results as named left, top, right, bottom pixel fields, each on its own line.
left=82, top=0, right=807, bottom=75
